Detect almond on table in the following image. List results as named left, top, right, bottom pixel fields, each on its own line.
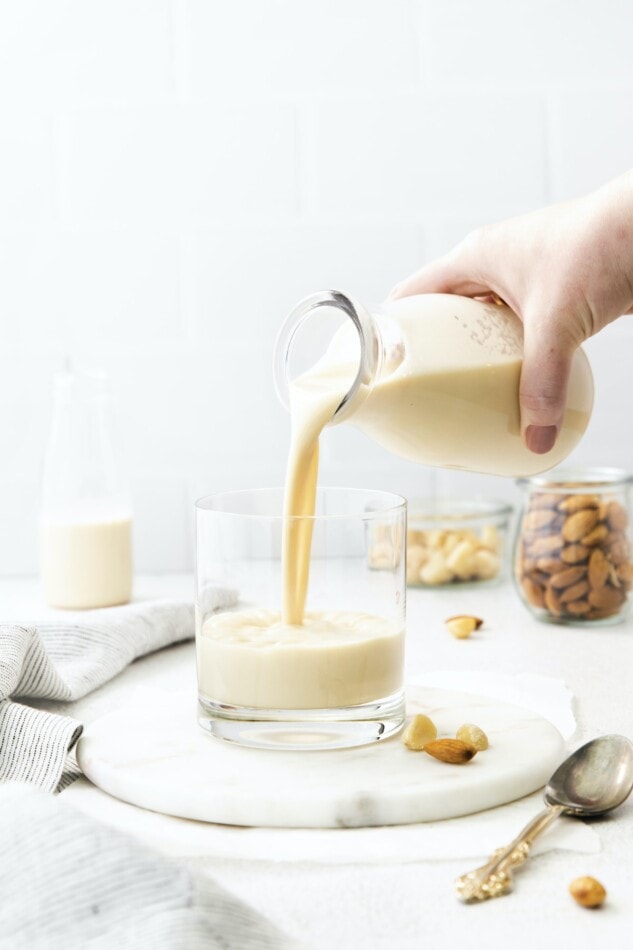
left=456, top=723, right=489, bottom=751
left=402, top=714, right=437, bottom=751
left=445, top=615, right=483, bottom=639
left=568, top=876, right=606, bottom=908
left=424, top=739, right=477, bottom=765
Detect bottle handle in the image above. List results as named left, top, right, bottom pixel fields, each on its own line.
left=272, top=290, right=379, bottom=421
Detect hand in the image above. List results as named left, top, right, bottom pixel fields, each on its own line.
left=389, top=172, right=633, bottom=454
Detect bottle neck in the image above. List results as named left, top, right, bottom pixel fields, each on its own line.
left=42, top=370, right=130, bottom=520
left=273, top=289, right=384, bottom=422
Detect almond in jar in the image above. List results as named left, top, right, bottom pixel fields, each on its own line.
left=514, top=469, right=633, bottom=625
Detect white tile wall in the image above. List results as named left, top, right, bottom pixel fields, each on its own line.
left=423, top=1, right=633, bottom=87
left=1, top=0, right=632, bottom=574
left=60, top=104, right=299, bottom=227
left=0, top=231, right=182, bottom=346
left=0, top=1, right=174, bottom=104
left=549, top=90, right=633, bottom=200
left=315, top=94, right=547, bottom=219
left=0, top=113, right=55, bottom=227
left=182, top=0, right=419, bottom=94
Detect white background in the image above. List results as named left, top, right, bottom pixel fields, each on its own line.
left=1, top=0, right=632, bottom=575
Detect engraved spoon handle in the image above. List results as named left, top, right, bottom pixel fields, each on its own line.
left=455, top=804, right=566, bottom=902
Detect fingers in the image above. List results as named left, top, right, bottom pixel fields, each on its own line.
left=520, top=318, right=574, bottom=454
left=388, top=249, right=491, bottom=300
left=389, top=227, right=582, bottom=458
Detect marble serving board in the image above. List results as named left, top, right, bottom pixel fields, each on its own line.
left=77, top=685, right=565, bottom=829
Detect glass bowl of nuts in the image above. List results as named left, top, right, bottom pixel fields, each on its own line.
left=514, top=468, right=633, bottom=625
left=369, top=497, right=512, bottom=588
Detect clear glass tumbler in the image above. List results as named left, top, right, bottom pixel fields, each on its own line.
left=195, top=487, right=406, bottom=750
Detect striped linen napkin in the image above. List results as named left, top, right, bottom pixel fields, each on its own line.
left=0, top=595, right=235, bottom=793
left=0, top=782, right=294, bottom=950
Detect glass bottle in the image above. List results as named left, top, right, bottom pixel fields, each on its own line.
left=40, top=368, right=133, bottom=609
left=513, top=468, right=633, bottom=625
left=273, top=290, right=594, bottom=478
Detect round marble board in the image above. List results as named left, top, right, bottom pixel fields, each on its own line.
left=77, top=685, right=565, bottom=829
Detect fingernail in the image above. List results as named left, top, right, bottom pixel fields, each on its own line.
left=387, top=283, right=401, bottom=301
left=525, top=425, right=558, bottom=454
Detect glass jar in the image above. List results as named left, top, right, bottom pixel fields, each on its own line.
left=368, top=497, right=512, bottom=587
left=273, top=290, right=594, bottom=477
left=40, top=369, right=133, bottom=609
left=402, top=498, right=512, bottom=588
left=513, top=469, right=633, bottom=625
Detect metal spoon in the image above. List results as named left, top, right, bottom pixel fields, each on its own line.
left=455, top=734, right=633, bottom=902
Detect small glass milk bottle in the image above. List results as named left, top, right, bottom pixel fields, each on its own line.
left=40, top=368, right=133, bottom=609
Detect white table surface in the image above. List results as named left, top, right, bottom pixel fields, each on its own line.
left=4, top=574, right=633, bottom=949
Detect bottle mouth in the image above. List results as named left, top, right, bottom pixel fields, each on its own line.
left=272, top=290, right=378, bottom=421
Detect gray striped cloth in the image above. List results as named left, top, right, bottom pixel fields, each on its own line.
left=0, top=595, right=235, bottom=793
left=0, top=782, right=294, bottom=950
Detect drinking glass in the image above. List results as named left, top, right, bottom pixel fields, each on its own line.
left=196, top=487, right=406, bottom=750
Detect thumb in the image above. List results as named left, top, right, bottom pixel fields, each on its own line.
left=388, top=249, right=491, bottom=300
left=520, top=318, right=574, bottom=455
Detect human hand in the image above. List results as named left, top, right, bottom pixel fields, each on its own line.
left=389, top=172, right=633, bottom=454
